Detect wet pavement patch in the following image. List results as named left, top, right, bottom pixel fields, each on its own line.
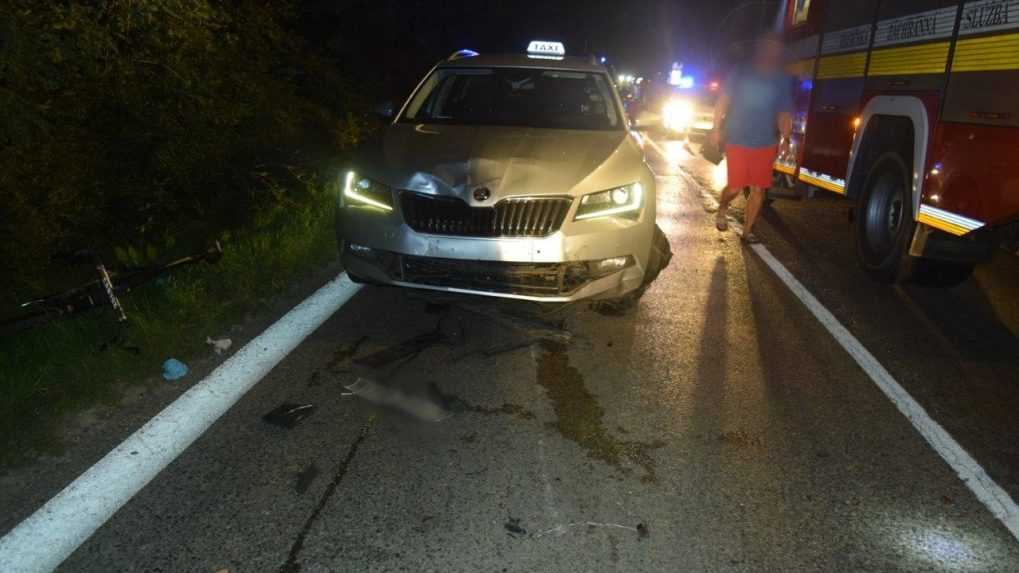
left=536, top=340, right=664, bottom=483
left=325, top=336, right=368, bottom=373
left=717, top=429, right=765, bottom=449
left=353, top=331, right=444, bottom=369
left=451, top=340, right=537, bottom=363
left=429, top=383, right=535, bottom=421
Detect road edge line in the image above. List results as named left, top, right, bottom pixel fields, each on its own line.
left=0, top=273, right=363, bottom=573
left=749, top=243, right=1019, bottom=542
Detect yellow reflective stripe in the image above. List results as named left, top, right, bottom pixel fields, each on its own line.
left=816, top=52, right=868, bottom=79
left=917, top=212, right=969, bottom=236
left=953, top=33, right=1019, bottom=72
left=785, top=58, right=816, bottom=79
left=868, top=41, right=951, bottom=76
left=774, top=163, right=796, bottom=175
left=798, top=171, right=845, bottom=194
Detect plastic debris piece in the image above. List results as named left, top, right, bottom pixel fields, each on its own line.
left=504, top=517, right=528, bottom=538
left=637, top=522, right=650, bottom=539
left=206, top=336, right=233, bottom=355
left=161, top=358, right=189, bottom=381
left=263, top=403, right=317, bottom=429
left=345, top=378, right=450, bottom=422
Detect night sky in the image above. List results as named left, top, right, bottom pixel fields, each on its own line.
left=301, top=0, right=780, bottom=98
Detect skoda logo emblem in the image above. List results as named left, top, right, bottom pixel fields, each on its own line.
left=473, top=187, right=492, bottom=202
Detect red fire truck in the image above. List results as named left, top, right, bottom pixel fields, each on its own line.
left=775, top=0, right=1019, bottom=285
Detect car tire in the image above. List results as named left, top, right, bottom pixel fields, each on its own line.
left=591, top=224, right=673, bottom=314
left=854, top=153, right=915, bottom=283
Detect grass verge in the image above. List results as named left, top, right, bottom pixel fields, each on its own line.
left=0, top=178, right=340, bottom=467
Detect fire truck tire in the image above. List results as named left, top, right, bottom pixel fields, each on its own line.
left=854, top=153, right=915, bottom=283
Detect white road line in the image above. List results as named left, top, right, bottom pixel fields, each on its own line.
left=0, top=273, right=363, bottom=573
left=645, top=134, right=1019, bottom=542
left=748, top=244, right=1019, bottom=542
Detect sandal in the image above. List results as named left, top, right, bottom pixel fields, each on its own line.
left=715, top=211, right=729, bottom=232
left=740, top=231, right=760, bottom=245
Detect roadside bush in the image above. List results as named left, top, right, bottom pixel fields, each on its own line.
left=0, top=1, right=371, bottom=462
left=0, top=0, right=366, bottom=304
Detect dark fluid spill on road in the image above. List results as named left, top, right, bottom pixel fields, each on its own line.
left=325, top=336, right=368, bottom=373
left=536, top=340, right=664, bottom=483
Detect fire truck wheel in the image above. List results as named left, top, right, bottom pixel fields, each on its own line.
left=854, top=153, right=914, bottom=283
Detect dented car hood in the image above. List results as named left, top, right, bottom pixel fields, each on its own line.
left=357, top=123, right=645, bottom=203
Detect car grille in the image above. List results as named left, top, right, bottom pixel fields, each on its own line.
left=400, top=192, right=572, bottom=237
left=400, top=256, right=589, bottom=296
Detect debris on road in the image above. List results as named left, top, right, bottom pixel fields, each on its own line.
left=295, top=462, right=321, bottom=495
left=262, top=403, right=317, bottom=429
left=637, top=522, right=650, bottom=539
left=345, top=378, right=450, bottom=422
left=205, top=336, right=233, bottom=355
left=504, top=517, right=528, bottom=538
left=451, top=340, right=536, bottom=363
left=353, top=330, right=444, bottom=369
left=161, top=358, right=189, bottom=381
left=533, top=521, right=648, bottom=540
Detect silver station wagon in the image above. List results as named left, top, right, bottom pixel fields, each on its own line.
left=337, top=42, right=670, bottom=304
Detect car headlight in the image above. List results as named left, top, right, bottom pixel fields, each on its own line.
left=575, top=182, right=643, bottom=221
left=663, top=99, right=695, bottom=131
left=342, top=171, right=393, bottom=212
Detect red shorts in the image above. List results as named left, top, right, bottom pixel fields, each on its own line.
left=726, top=144, right=777, bottom=189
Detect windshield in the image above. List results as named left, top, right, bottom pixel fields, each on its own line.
left=401, top=67, right=622, bottom=130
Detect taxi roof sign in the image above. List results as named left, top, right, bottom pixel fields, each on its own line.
left=527, top=41, right=566, bottom=59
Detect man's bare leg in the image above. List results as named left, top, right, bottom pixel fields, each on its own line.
left=718, top=185, right=743, bottom=212
left=743, top=185, right=766, bottom=237
left=715, top=185, right=743, bottom=230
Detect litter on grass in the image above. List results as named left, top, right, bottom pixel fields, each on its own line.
left=161, top=358, right=189, bottom=381
left=206, top=336, right=233, bottom=355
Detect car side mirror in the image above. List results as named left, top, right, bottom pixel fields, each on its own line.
left=630, top=110, right=658, bottom=130
left=373, top=100, right=396, bottom=119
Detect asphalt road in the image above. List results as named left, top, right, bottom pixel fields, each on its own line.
left=3, top=134, right=1019, bottom=572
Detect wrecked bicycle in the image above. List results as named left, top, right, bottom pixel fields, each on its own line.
left=1, top=243, right=224, bottom=336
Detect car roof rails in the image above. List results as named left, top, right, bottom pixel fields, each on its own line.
left=448, top=49, right=480, bottom=61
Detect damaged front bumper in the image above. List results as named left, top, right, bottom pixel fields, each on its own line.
left=337, top=204, right=653, bottom=302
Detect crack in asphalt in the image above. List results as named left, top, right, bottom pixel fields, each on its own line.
left=279, top=417, right=375, bottom=573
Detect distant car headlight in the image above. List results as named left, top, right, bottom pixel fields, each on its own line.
left=663, top=99, right=695, bottom=131
left=575, top=182, right=643, bottom=221
left=342, top=171, right=393, bottom=212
